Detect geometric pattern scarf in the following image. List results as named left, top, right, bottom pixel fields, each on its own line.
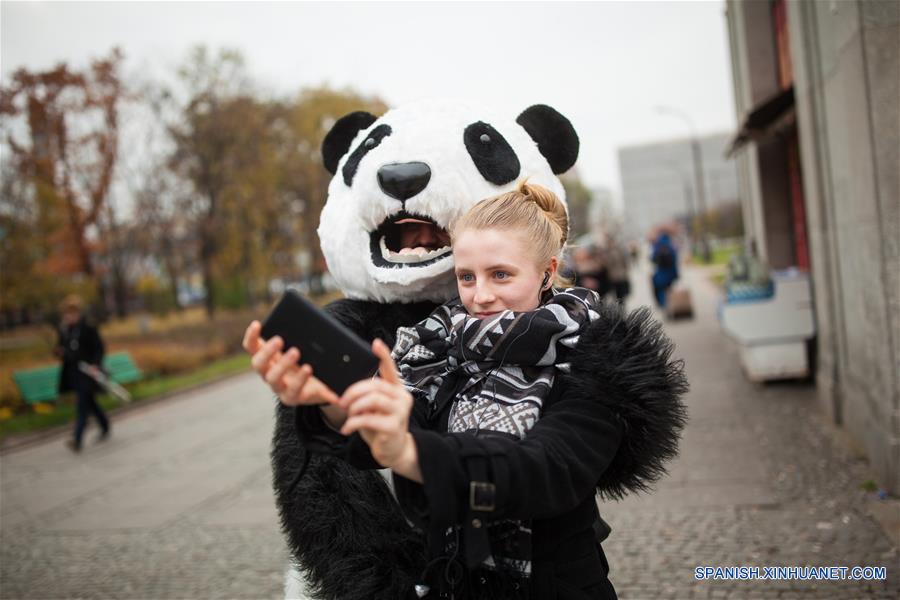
left=391, top=287, right=601, bottom=580
left=392, top=286, right=601, bottom=439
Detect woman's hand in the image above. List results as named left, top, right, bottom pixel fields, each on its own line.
left=339, top=339, right=421, bottom=479
left=242, top=320, right=340, bottom=407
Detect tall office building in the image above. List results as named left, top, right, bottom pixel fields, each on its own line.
left=618, top=133, right=740, bottom=237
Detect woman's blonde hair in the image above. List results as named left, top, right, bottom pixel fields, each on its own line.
left=451, top=180, right=569, bottom=284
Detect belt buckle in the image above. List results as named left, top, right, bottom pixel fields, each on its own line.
left=469, top=481, right=496, bottom=512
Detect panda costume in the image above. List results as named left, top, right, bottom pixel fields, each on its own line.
left=272, top=100, right=687, bottom=599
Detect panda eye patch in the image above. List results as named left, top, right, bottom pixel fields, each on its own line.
left=464, top=122, right=521, bottom=185
left=342, top=124, right=393, bottom=186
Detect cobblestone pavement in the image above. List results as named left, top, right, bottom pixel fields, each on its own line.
left=600, top=262, right=899, bottom=599
left=1, top=373, right=289, bottom=599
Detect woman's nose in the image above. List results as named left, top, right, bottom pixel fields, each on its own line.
left=473, top=285, right=495, bottom=305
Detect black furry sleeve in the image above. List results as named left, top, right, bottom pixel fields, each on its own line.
left=270, top=298, right=437, bottom=600
left=571, top=303, right=689, bottom=499
left=293, top=405, right=384, bottom=470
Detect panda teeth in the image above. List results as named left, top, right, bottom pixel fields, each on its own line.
left=380, top=237, right=451, bottom=264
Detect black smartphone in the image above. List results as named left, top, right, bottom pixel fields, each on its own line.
left=259, top=290, right=379, bottom=395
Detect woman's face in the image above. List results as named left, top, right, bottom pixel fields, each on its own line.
left=453, top=228, right=553, bottom=318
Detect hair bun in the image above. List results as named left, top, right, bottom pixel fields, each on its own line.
left=518, top=179, right=569, bottom=245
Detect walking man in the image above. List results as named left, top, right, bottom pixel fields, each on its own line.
left=55, top=295, right=110, bottom=452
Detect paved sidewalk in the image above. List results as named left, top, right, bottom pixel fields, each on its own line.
left=601, top=262, right=899, bottom=599
left=0, top=373, right=288, bottom=599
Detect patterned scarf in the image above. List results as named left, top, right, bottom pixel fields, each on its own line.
left=391, top=287, right=601, bottom=579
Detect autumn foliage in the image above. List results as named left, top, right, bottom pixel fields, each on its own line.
left=1, top=49, right=126, bottom=317
left=0, top=46, right=386, bottom=325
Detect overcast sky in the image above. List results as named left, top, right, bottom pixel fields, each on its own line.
left=1, top=0, right=737, bottom=197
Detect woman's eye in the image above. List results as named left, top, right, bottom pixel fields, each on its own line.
left=494, top=271, right=509, bottom=280
left=459, top=273, right=474, bottom=282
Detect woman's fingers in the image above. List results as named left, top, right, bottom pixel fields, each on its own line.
left=340, top=378, right=405, bottom=410
left=282, top=363, right=313, bottom=403
left=346, top=392, right=395, bottom=418
left=266, top=347, right=300, bottom=392
left=340, top=413, right=397, bottom=437
left=299, top=376, right=340, bottom=405
left=242, top=321, right=262, bottom=354
left=373, top=338, right=401, bottom=385
left=250, top=336, right=283, bottom=375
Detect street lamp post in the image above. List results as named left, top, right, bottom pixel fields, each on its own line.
left=662, top=160, right=697, bottom=254
left=655, top=105, right=712, bottom=263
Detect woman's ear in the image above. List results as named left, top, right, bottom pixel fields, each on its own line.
left=545, top=256, right=559, bottom=288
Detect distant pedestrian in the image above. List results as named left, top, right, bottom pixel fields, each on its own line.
left=650, top=232, right=679, bottom=308
left=55, top=295, right=110, bottom=452
left=572, top=243, right=609, bottom=296
left=604, top=233, right=632, bottom=306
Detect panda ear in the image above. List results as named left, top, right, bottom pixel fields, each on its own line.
left=322, top=111, right=378, bottom=174
left=516, top=105, right=579, bottom=174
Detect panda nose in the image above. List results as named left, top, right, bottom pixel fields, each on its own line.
left=377, top=162, right=431, bottom=202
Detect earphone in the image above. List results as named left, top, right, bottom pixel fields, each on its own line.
left=536, top=272, right=550, bottom=304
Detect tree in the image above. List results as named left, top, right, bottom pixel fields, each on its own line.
left=168, top=47, right=288, bottom=316
left=272, top=87, right=387, bottom=289
left=129, top=159, right=191, bottom=313
left=168, top=47, right=388, bottom=316
left=0, top=48, right=127, bottom=317
left=560, top=170, right=593, bottom=241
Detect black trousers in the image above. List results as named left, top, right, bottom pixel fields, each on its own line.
left=72, top=371, right=109, bottom=447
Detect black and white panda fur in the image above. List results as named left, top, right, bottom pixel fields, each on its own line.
left=317, top=100, right=575, bottom=303
left=272, top=101, right=687, bottom=600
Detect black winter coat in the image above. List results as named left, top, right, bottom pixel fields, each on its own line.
left=297, top=372, right=622, bottom=599
left=57, top=317, right=105, bottom=394
left=270, top=298, right=687, bottom=600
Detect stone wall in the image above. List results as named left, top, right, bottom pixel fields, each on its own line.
left=787, top=0, right=899, bottom=494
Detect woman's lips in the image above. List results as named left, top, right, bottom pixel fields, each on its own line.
left=476, top=311, right=499, bottom=319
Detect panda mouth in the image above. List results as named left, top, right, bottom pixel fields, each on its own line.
left=369, top=212, right=452, bottom=268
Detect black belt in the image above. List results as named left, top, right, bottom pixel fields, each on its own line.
left=458, top=435, right=495, bottom=568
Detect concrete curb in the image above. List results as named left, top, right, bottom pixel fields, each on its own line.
left=0, top=368, right=253, bottom=455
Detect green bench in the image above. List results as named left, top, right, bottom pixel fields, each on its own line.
left=12, top=352, right=142, bottom=405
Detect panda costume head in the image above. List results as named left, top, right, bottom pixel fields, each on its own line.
left=318, top=100, right=579, bottom=303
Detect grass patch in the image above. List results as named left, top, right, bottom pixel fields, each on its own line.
left=0, top=353, right=250, bottom=440
left=710, top=271, right=728, bottom=289
left=696, top=242, right=741, bottom=266
left=128, top=353, right=250, bottom=400
left=860, top=480, right=879, bottom=493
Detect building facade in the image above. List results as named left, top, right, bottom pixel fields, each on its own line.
left=725, top=0, right=898, bottom=493
left=618, top=133, right=740, bottom=239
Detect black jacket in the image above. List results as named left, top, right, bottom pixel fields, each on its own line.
left=297, top=370, right=622, bottom=599
left=271, top=298, right=687, bottom=600
left=57, top=317, right=105, bottom=394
